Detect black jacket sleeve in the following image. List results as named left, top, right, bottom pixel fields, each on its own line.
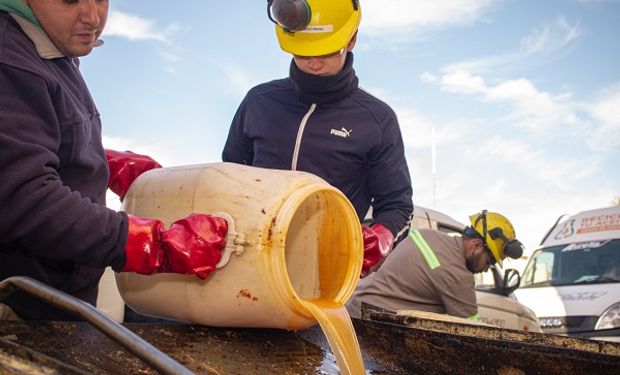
left=0, top=63, right=126, bottom=269
left=367, top=108, right=413, bottom=244
left=222, top=95, right=254, bottom=165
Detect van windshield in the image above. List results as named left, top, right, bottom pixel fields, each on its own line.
left=521, top=239, right=620, bottom=288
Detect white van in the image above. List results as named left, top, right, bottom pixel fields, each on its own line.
left=369, top=206, right=541, bottom=332
left=514, top=206, right=620, bottom=342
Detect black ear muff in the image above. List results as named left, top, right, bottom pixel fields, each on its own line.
left=504, top=239, right=524, bottom=259
left=489, top=227, right=524, bottom=259
left=268, top=0, right=312, bottom=32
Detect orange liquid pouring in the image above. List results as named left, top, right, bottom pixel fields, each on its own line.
left=302, top=299, right=365, bottom=375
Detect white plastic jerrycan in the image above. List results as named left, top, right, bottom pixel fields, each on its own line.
left=115, top=162, right=363, bottom=330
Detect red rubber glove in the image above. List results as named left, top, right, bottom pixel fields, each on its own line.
left=121, top=213, right=228, bottom=279
left=105, top=149, right=162, bottom=200
left=361, top=224, right=394, bottom=278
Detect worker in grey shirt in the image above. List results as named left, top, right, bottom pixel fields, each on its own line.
left=346, top=210, right=524, bottom=319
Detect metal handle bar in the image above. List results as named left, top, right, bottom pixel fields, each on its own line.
left=0, top=276, right=193, bottom=375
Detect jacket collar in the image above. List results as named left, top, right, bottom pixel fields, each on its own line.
left=0, top=0, right=41, bottom=28
left=11, top=14, right=64, bottom=59
left=289, top=52, right=359, bottom=105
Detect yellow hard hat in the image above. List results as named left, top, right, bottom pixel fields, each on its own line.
left=468, top=210, right=523, bottom=264
left=269, top=0, right=362, bottom=57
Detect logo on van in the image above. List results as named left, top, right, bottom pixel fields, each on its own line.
left=560, top=291, right=606, bottom=302
left=554, top=219, right=575, bottom=240
left=577, top=213, right=620, bottom=234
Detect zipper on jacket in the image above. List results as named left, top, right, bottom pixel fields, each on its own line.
left=68, top=57, right=97, bottom=113
left=291, top=103, right=317, bottom=171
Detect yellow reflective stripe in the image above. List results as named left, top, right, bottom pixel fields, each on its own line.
left=467, top=314, right=480, bottom=321
left=409, top=230, right=441, bottom=270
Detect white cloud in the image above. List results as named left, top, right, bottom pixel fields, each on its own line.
left=585, top=85, right=620, bottom=151
left=440, top=70, right=487, bottom=95
left=483, top=78, right=572, bottom=131
left=216, top=63, right=256, bottom=97
left=103, top=10, right=178, bottom=43
left=361, top=0, right=497, bottom=39
left=477, top=137, right=599, bottom=186
left=519, top=16, right=581, bottom=56
left=427, top=69, right=620, bottom=152
left=397, top=106, right=466, bottom=152
left=420, top=72, right=437, bottom=83
left=405, top=128, right=612, bottom=252
left=404, top=16, right=613, bottom=253
left=430, top=70, right=575, bottom=133
left=158, top=50, right=180, bottom=63
left=102, top=135, right=176, bottom=167
left=445, top=17, right=581, bottom=74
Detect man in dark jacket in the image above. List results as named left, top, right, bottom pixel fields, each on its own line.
left=223, top=0, right=413, bottom=277
left=0, top=0, right=228, bottom=320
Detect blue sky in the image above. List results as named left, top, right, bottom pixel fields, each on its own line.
left=86, top=0, right=620, bottom=260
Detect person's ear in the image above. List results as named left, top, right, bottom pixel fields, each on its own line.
left=464, top=238, right=481, bottom=257
left=347, top=31, right=358, bottom=51
left=473, top=238, right=485, bottom=251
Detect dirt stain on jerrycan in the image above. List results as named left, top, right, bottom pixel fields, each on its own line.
left=115, top=162, right=366, bottom=374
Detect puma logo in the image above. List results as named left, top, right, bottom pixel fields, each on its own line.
left=330, top=127, right=352, bottom=139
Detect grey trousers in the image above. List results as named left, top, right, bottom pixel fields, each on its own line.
left=0, top=303, right=22, bottom=320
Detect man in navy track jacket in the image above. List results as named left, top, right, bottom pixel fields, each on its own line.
left=223, top=0, right=414, bottom=277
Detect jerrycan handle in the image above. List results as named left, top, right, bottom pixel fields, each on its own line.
left=211, top=212, right=250, bottom=269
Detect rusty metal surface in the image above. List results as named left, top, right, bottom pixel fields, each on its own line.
left=358, top=310, right=620, bottom=375
left=0, top=321, right=401, bottom=374
left=367, top=309, right=620, bottom=356
left=0, top=318, right=618, bottom=375
left=0, top=336, right=89, bottom=375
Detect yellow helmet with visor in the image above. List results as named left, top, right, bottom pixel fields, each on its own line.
left=468, top=210, right=524, bottom=265
left=267, top=0, right=361, bottom=57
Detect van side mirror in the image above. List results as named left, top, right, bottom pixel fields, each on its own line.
left=502, top=268, right=521, bottom=295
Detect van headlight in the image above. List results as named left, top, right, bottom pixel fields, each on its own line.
left=595, top=303, right=620, bottom=330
